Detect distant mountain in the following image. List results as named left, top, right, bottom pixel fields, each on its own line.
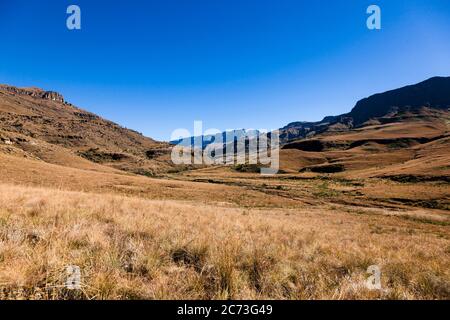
left=171, top=129, right=261, bottom=149
left=280, top=77, right=450, bottom=143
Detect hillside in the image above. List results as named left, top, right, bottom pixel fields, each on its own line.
left=280, top=77, right=450, bottom=143
left=279, top=107, right=450, bottom=179
left=0, top=85, right=173, bottom=175
left=273, top=78, right=450, bottom=180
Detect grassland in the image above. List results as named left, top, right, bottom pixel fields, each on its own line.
left=0, top=181, right=448, bottom=300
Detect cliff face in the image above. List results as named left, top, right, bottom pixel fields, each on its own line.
left=0, top=85, right=65, bottom=103
left=41, top=91, right=65, bottom=103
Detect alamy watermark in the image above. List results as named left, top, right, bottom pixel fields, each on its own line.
left=367, top=5, right=381, bottom=30
left=170, top=121, right=280, bottom=175
left=65, top=265, right=82, bottom=290
left=66, top=5, right=381, bottom=31
left=366, top=265, right=382, bottom=290
left=66, top=5, right=81, bottom=30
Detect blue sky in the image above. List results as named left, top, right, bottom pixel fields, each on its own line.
left=0, top=0, right=449, bottom=140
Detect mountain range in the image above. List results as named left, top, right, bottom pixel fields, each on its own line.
left=0, top=77, right=449, bottom=180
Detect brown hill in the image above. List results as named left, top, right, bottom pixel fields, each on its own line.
left=0, top=84, right=174, bottom=175
left=280, top=107, right=450, bottom=180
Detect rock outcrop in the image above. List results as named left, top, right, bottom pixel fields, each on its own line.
left=0, top=85, right=65, bottom=103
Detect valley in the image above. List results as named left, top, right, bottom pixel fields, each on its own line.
left=0, top=78, right=449, bottom=299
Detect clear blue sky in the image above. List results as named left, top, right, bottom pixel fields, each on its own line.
left=0, top=0, right=449, bottom=140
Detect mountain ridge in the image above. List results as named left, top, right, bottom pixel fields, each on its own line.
left=1, top=77, right=449, bottom=178
left=280, top=76, right=450, bottom=143
left=0, top=84, right=175, bottom=175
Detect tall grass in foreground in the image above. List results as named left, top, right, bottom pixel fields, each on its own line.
left=0, top=184, right=448, bottom=299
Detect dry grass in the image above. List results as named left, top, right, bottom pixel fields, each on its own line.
left=0, top=183, right=448, bottom=300
left=1, top=80, right=449, bottom=301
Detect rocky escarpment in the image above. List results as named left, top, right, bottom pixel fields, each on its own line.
left=0, top=85, right=65, bottom=103
left=348, top=76, right=450, bottom=126
left=280, top=76, right=450, bottom=144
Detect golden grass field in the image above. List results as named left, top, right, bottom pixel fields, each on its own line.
left=0, top=179, right=448, bottom=300
left=0, top=130, right=449, bottom=300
